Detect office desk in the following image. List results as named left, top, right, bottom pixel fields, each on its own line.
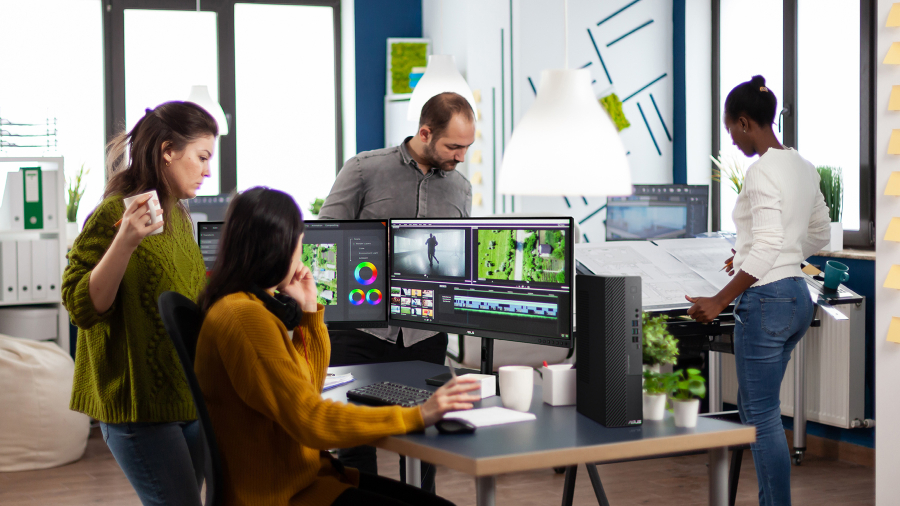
left=324, top=361, right=755, bottom=506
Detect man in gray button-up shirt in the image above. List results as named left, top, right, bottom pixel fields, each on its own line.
left=319, top=92, right=474, bottom=489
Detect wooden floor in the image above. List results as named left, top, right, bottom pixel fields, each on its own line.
left=0, top=428, right=874, bottom=505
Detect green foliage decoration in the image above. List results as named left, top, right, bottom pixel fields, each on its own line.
left=309, top=197, right=325, bottom=216
left=643, top=370, right=676, bottom=395
left=599, top=93, right=630, bottom=132
left=817, top=166, right=843, bottom=223
left=66, top=163, right=90, bottom=223
left=390, top=42, right=429, bottom=95
left=642, top=312, right=679, bottom=366
left=669, top=368, right=706, bottom=401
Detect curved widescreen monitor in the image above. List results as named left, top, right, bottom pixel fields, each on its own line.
left=388, top=217, right=574, bottom=348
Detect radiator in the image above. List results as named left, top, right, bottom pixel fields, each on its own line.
left=720, top=299, right=866, bottom=429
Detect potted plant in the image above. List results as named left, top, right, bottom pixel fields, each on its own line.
left=308, top=197, right=325, bottom=218
left=66, top=163, right=89, bottom=240
left=642, top=312, right=678, bottom=374
left=642, top=370, right=675, bottom=421
left=817, top=166, right=843, bottom=252
left=668, top=368, right=706, bottom=428
left=710, top=150, right=746, bottom=195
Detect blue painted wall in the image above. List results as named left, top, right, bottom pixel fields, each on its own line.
left=354, top=0, right=422, bottom=154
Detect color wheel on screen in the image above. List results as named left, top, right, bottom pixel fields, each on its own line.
left=366, top=289, right=382, bottom=305
left=354, top=262, right=377, bottom=285
left=348, top=289, right=365, bottom=305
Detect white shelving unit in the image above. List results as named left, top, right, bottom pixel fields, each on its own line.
left=0, top=157, right=69, bottom=354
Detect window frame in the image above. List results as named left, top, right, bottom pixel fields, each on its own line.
left=103, top=0, right=343, bottom=194
left=710, top=0, right=875, bottom=248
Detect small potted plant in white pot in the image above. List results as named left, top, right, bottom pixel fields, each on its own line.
left=817, top=166, right=843, bottom=252
left=642, top=370, right=674, bottom=421
left=668, top=368, right=706, bottom=428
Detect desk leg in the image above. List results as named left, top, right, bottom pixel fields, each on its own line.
left=709, top=447, right=728, bottom=506
left=476, top=476, right=496, bottom=506
left=709, top=350, right=723, bottom=413
left=404, top=456, right=421, bottom=487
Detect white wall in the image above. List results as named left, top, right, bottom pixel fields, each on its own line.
left=341, top=0, right=356, bottom=165
left=685, top=0, right=712, bottom=188
left=876, top=1, right=900, bottom=502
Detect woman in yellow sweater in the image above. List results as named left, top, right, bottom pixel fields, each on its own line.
left=195, top=187, right=479, bottom=506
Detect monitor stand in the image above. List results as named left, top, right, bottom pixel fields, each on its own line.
left=424, top=338, right=496, bottom=387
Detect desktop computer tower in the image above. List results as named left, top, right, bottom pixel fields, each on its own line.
left=575, top=274, right=643, bottom=427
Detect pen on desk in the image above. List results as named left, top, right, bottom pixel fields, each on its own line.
left=542, top=361, right=549, bottom=368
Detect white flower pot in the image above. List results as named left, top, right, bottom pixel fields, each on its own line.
left=642, top=392, right=666, bottom=421
left=672, top=398, right=700, bottom=428
left=821, top=222, right=843, bottom=252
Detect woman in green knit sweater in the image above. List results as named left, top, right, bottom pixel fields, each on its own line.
left=63, top=101, right=218, bottom=506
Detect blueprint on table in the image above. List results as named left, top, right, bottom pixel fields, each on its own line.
left=575, top=241, right=721, bottom=309
left=653, top=238, right=736, bottom=290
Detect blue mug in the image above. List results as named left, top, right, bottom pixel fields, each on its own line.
left=823, top=260, right=849, bottom=290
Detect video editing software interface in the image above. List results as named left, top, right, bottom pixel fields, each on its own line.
left=197, top=222, right=223, bottom=275
left=606, top=185, right=709, bottom=241
left=302, top=220, right=388, bottom=328
left=388, top=218, right=573, bottom=347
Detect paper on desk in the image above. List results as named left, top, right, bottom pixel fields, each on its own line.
left=443, top=407, right=536, bottom=428
left=575, top=242, right=720, bottom=309
left=323, top=372, right=355, bottom=392
left=654, top=238, right=735, bottom=290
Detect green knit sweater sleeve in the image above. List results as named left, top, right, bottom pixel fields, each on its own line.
left=63, top=197, right=124, bottom=329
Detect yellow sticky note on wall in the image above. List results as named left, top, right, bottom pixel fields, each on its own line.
left=885, top=265, right=900, bottom=289
left=887, top=218, right=900, bottom=242
left=885, top=42, right=900, bottom=64
left=890, top=131, right=900, bottom=154
left=887, top=172, right=900, bottom=196
left=888, top=4, right=900, bottom=27
left=888, top=317, right=900, bottom=343
left=473, top=193, right=483, bottom=206
left=471, top=171, right=483, bottom=184
left=471, top=150, right=482, bottom=164
left=891, top=86, right=900, bottom=110
left=473, top=89, right=482, bottom=103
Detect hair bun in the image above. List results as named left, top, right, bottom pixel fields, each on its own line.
left=750, top=75, right=767, bottom=87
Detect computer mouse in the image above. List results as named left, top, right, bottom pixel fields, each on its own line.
left=434, top=418, right=477, bottom=435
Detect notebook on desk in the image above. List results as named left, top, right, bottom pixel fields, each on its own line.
left=443, top=407, right=536, bottom=428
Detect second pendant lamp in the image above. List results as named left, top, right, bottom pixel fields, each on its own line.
left=406, top=54, right=478, bottom=122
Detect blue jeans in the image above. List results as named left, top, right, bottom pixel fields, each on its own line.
left=100, top=421, right=204, bottom=506
left=733, top=277, right=813, bottom=506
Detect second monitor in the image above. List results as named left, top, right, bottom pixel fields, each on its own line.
left=388, top=217, right=573, bottom=348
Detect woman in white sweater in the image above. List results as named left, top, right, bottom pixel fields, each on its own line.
left=686, top=75, right=830, bottom=506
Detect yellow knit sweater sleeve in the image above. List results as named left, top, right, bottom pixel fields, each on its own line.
left=209, top=295, right=424, bottom=451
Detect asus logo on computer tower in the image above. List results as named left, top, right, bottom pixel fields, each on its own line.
left=575, top=274, right=642, bottom=428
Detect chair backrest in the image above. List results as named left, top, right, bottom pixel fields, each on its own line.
left=158, top=291, right=223, bottom=506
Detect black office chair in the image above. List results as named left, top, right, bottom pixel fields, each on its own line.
left=158, top=291, right=224, bottom=506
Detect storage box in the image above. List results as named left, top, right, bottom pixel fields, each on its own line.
left=459, top=373, right=497, bottom=399
left=0, top=307, right=58, bottom=341
left=542, top=364, right=576, bottom=406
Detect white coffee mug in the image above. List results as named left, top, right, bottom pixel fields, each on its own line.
left=498, top=365, right=533, bottom=412
left=123, top=190, right=163, bottom=236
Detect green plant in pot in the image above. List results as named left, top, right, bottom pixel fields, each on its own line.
left=669, top=368, right=706, bottom=428
left=642, top=312, right=679, bottom=372
left=642, top=370, right=676, bottom=421
left=308, top=197, right=325, bottom=217
left=817, top=166, right=843, bottom=252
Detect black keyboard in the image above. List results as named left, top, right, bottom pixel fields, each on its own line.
left=346, top=381, right=433, bottom=408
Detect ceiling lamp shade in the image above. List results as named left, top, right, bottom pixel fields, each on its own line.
left=187, top=85, right=229, bottom=135
left=498, top=69, right=631, bottom=196
left=406, top=55, right=478, bottom=122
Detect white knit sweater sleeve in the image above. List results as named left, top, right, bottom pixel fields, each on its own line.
left=740, top=163, right=785, bottom=280
left=801, top=175, right=832, bottom=258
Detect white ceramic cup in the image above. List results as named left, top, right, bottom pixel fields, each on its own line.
left=123, top=190, right=163, bottom=236
left=498, top=365, right=534, bottom=412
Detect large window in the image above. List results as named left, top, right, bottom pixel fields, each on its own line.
left=106, top=0, right=342, bottom=207
left=234, top=3, right=338, bottom=216
left=0, top=0, right=105, bottom=226
left=715, top=0, right=874, bottom=246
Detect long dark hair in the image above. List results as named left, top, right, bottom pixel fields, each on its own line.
left=199, top=187, right=305, bottom=313
left=104, top=101, right=218, bottom=231
left=724, top=75, right=778, bottom=127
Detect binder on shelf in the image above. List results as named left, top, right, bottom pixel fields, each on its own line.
left=41, top=170, right=58, bottom=230
left=0, top=171, right=24, bottom=230
left=31, top=239, right=48, bottom=300
left=21, top=167, right=43, bottom=230
left=45, top=239, right=60, bottom=300
left=16, top=240, right=32, bottom=301
left=0, top=241, right=16, bottom=302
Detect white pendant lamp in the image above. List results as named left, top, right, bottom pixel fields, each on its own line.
left=406, top=55, right=478, bottom=121
left=498, top=69, right=630, bottom=196
left=498, top=0, right=631, bottom=197
left=187, top=85, right=229, bottom=136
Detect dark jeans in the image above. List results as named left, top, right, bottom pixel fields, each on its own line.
left=332, top=472, right=456, bottom=506
left=329, top=329, right=448, bottom=493
left=100, top=421, right=203, bottom=506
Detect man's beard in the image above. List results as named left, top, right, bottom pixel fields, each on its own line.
left=422, top=140, right=459, bottom=171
